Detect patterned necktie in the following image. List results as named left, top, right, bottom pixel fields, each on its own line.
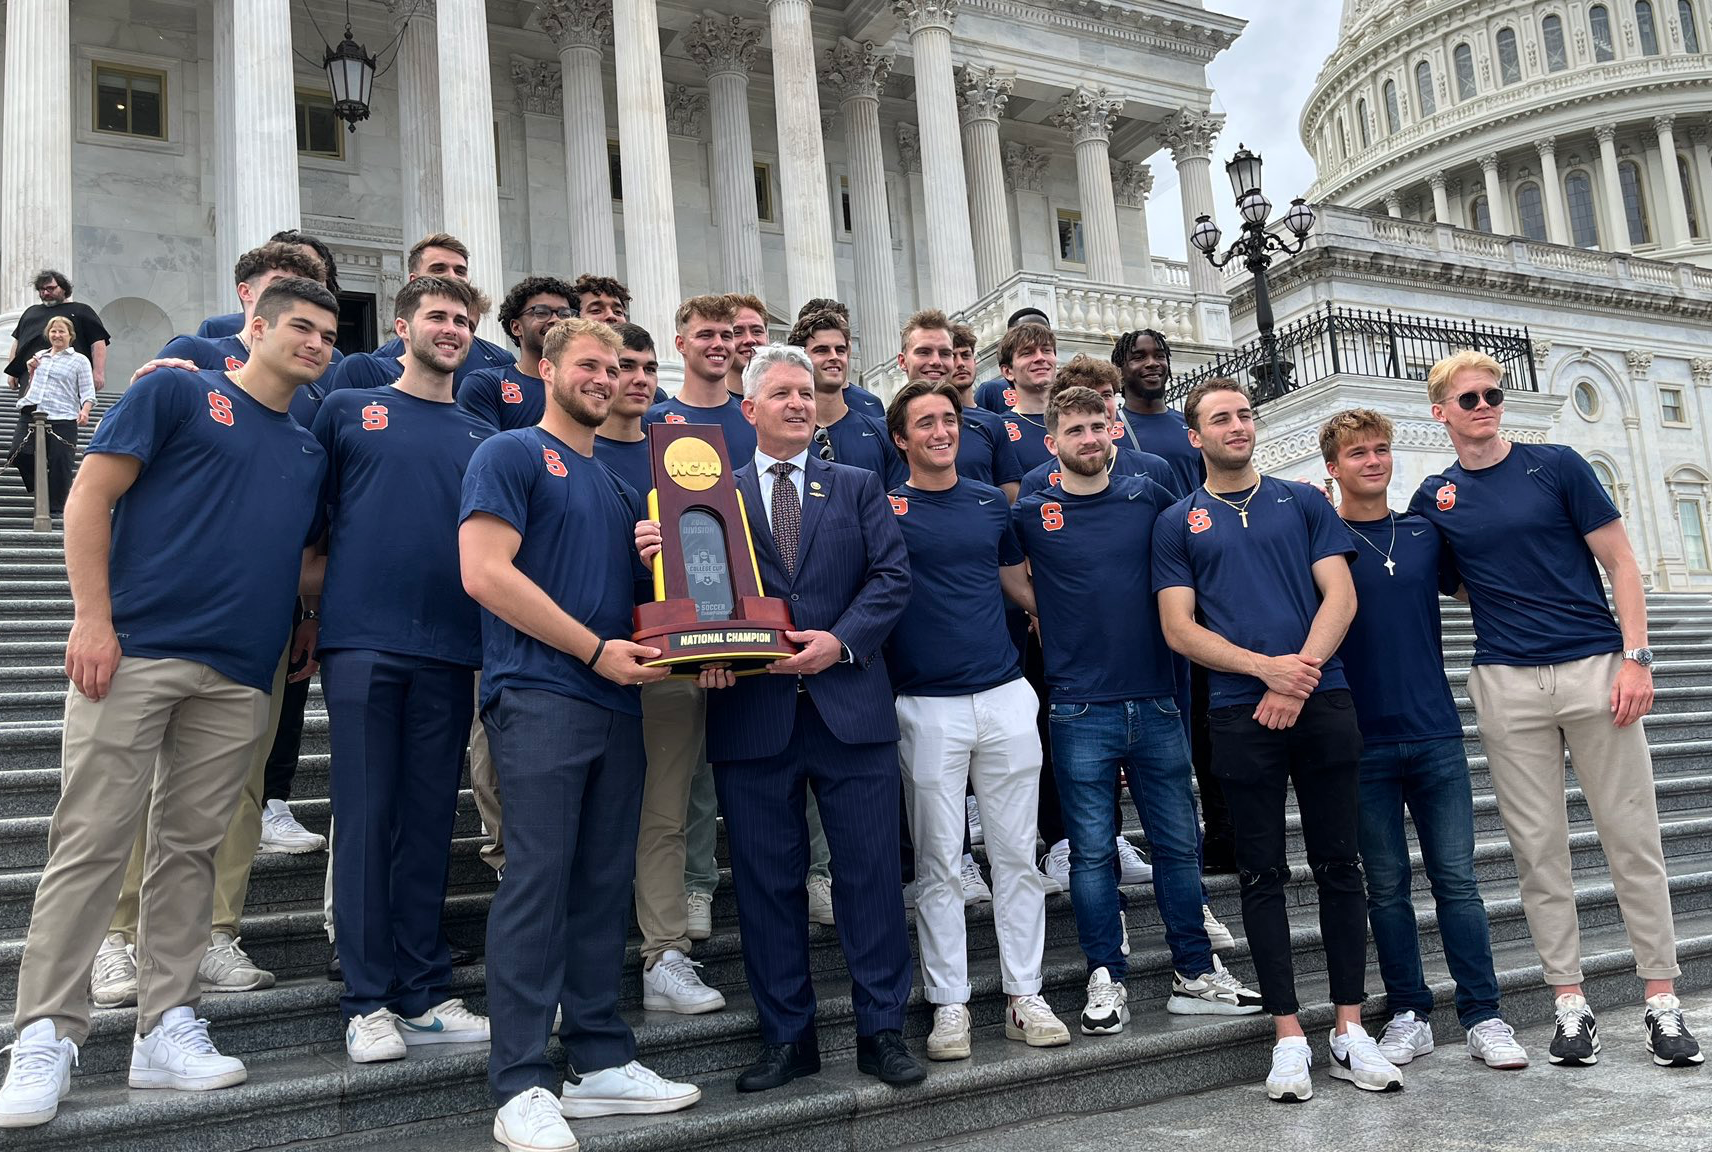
left=770, top=460, right=800, bottom=578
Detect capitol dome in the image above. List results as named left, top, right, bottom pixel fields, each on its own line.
left=1301, top=0, right=1712, bottom=264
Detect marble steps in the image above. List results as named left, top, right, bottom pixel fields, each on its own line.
left=6, top=912, right=1710, bottom=1152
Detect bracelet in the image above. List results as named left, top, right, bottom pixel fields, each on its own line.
left=586, top=638, right=607, bottom=667
left=300, top=608, right=319, bottom=621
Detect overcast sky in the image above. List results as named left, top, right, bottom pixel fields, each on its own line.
left=1147, top=0, right=1344, bottom=261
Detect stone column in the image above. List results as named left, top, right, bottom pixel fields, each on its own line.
left=1051, top=86, right=1124, bottom=284
left=1477, top=153, right=1509, bottom=235
left=613, top=0, right=681, bottom=356
left=1428, top=170, right=1452, bottom=224
left=1596, top=123, right=1631, bottom=252
left=386, top=0, right=444, bottom=249
left=1383, top=191, right=1404, bottom=218
left=1, top=0, right=72, bottom=311
left=1005, top=142, right=1053, bottom=273
left=767, top=0, right=837, bottom=309
left=228, top=0, right=301, bottom=258
left=1112, top=161, right=1154, bottom=284
left=212, top=0, right=239, bottom=285
left=542, top=0, right=618, bottom=277
left=1654, top=114, right=1693, bottom=248
left=1534, top=137, right=1568, bottom=245
left=688, top=15, right=764, bottom=300
left=437, top=0, right=504, bottom=332
left=823, top=38, right=899, bottom=370
left=1158, top=107, right=1226, bottom=297
left=894, top=0, right=978, bottom=311
left=957, top=64, right=1014, bottom=297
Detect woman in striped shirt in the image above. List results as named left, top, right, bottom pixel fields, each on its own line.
left=10, top=316, right=94, bottom=518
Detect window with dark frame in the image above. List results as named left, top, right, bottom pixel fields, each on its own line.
left=296, top=89, right=343, bottom=159
left=94, top=63, right=166, bottom=140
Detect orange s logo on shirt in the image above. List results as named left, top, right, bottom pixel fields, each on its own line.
left=664, top=413, right=687, bottom=425
left=500, top=381, right=523, bottom=404
left=361, top=404, right=389, bottom=431
left=1188, top=507, right=1213, bottom=534
left=1111, top=423, right=1126, bottom=440
left=543, top=447, right=568, bottom=477
left=1005, top=421, right=1022, bottom=442
left=223, top=356, right=245, bottom=372
left=1436, top=482, right=1457, bottom=511
left=1048, top=469, right=1063, bottom=488
left=1041, top=501, right=1064, bottom=532
left=1003, top=388, right=1017, bottom=408
left=889, top=495, right=909, bottom=516
left=207, top=391, right=235, bottom=427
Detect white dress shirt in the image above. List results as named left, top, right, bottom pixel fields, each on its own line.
left=754, top=446, right=810, bottom=524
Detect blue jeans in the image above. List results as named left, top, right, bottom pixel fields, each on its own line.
left=1358, top=737, right=1502, bottom=1029
left=1049, top=697, right=1212, bottom=980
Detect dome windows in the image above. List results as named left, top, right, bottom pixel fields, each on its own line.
left=1496, top=28, right=1523, bottom=85
left=1565, top=171, right=1601, bottom=248
left=1619, top=159, right=1651, bottom=244
left=1590, top=5, right=1617, bottom=60
left=1542, top=15, right=1569, bottom=71
left=1683, top=2, right=1702, bottom=52
left=1453, top=43, right=1477, bottom=100
left=1356, top=97, right=1372, bottom=148
left=1470, top=194, right=1492, bottom=232
left=1383, top=79, right=1401, bottom=134
left=1415, top=61, right=1436, bottom=116
left=1516, top=182, right=1548, bottom=241
left=1636, top=1, right=1661, bottom=55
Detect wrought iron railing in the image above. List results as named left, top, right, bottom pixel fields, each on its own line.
left=1169, top=305, right=1538, bottom=407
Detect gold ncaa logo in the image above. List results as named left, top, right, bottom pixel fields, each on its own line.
left=663, top=436, right=722, bottom=492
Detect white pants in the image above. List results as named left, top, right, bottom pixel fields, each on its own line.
left=897, top=677, right=1046, bottom=1003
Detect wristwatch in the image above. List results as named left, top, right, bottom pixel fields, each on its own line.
left=1623, top=646, right=1654, bottom=667
left=300, top=608, right=320, bottom=622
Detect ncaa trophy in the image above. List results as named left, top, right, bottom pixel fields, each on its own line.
left=632, top=423, right=797, bottom=673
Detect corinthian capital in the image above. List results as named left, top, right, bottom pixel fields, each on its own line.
left=383, top=0, right=435, bottom=28
left=510, top=57, right=562, bottom=115
left=956, top=65, right=1012, bottom=126
left=821, top=37, right=892, bottom=104
left=686, top=13, right=761, bottom=79
left=897, top=123, right=921, bottom=174
left=540, top=0, right=612, bottom=51
left=665, top=85, right=708, bottom=138
left=1051, top=85, right=1121, bottom=146
left=892, top=0, right=957, bottom=37
left=1157, top=107, right=1224, bottom=163
left=1003, top=141, right=1048, bottom=192
left=1111, top=160, right=1153, bottom=208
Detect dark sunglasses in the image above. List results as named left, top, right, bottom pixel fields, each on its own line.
left=522, top=305, right=577, bottom=320
left=812, top=425, right=836, bottom=462
left=1454, top=387, right=1505, bottom=411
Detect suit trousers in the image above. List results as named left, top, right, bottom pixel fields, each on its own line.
left=684, top=759, right=831, bottom=897
left=714, top=691, right=914, bottom=1044
left=15, top=658, right=268, bottom=1041
left=483, top=687, right=644, bottom=1103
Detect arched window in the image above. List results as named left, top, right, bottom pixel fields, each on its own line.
left=1383, top=79, right=1401, bottom=133
left=1496, top=27, right=1523, bottom=83
left=1336, top=116, right=1347, bottom=160
left=1590, top=459, right=1620, bottom=507
left=1542, top=15, right=1570, bottom=70
left=1516, top=182, right=1548, bottom=240
left=1636, top=1, right=1661, bottom=54
left=1619, top=158, right=1651, bottom=243
left=1453, top=43, right=1477, bottom=99
left=1356, top=98, right=1371, bottom=148
left=1590, top=5, right=1616, bottom=59
left=1414, top=61, right=1436, bottom=116
left=1566, top=171, right=1600, bottom=246
left=1682, top=0, right=1702, bottom=51
left=1470, top=195, right=1492, bottom=232
left=1680, top=154, right=1702, bottom=238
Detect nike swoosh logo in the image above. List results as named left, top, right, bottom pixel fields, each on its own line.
left=1276, top=496, right=1294, bottom=503
left=1128, top=490, right=1145, bottom=500
left=978, top=497, right=995, bottom=505
left=302, top=445, right=316, bottom=453
left=399, top=1018, right=443, bottom=1033
left=469, top=431, right=485, bottom=439
left=1411, top=529, right=1426, bottom=536
left=861, top=431, right=875, bottom=437
left=1527, top=466, right=1543, bottom=475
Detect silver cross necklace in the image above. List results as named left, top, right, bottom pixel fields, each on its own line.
left=1350, top=512, right=1398, bottom=576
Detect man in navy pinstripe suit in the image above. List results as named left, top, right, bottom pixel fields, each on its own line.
left=637, top=344, right=922, bottom=1091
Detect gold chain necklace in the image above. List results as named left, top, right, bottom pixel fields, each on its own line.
left=1203, top=479, right=1263, bottom=528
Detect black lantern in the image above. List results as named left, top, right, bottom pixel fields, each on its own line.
left=324, top=24, right=376, bottom=132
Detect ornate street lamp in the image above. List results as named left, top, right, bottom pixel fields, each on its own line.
left=1191, top=144, right=1317, bottom=401
left=323, top=23, right=377, bottom=132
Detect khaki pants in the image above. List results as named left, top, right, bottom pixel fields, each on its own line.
left=635, top=680, right=706, bottom=967
left=471, top=676, right=504, bottom=874
left=1469, top=651, right=1679, bottom=985
left=111, top=649, right=288, bottom=941
left=15, top=658, right=269, bottom=1041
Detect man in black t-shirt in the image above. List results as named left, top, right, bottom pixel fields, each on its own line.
left=7, top=271, right=110, bottom=390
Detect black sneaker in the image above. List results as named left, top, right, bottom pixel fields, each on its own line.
left=1644, top=994, right=1705, bottom=1067
left=1549, top=994, right=1600, bottom=1066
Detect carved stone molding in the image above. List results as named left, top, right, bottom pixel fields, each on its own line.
left=1531, top=338, right=1554, bottom=369
left=1051, top=85, right=1121, bottom=146
left=1534, top=135, right=1557, bottom=159
left=382, top=0, right=435, bottom=28
left=1157, top=106, right=1223, bottom=163
left=821, top=37, right=892, bottom=104
left=1594, top=123, right=1619, bottom=146
left=1427, top=169, right=1447, bottom=190
left=686, top=13, right=761, bottom=79
left=1691, top=357, right=1712, bottom=386
left=1626, top=349, right=1655, bottom=379
left=896, top=122, right=921, bottom=174
left=664, top=85, right=708, bottom=138
left=956, top=64, right=1011, bottom=126
left=540, top=0, right=612, bottom=51
left=1112, top=160, right=1152, bottom=208
left=892, top=0, right=957, bottom=37
left=1003, top=141, right=1047, bottom=192
left=510, top=57, right=561, bottom=115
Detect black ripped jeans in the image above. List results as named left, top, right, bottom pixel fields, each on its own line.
left=1208, top=690, right=1367, bottom=1016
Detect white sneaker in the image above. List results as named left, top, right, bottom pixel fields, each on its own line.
left=258, top=798, right=326, bottom=853
left=966, top=795, right=984, bottom=845
left=0, top=1020, right=77, bottom=1129
left=1039, top=839, right=1070, bottom=894
left=960, top=855, right=993, bottom=905
left=346, top=1009, right=407, bottom=1063
left=685, top=892, right=713, bottom=942
left=1005, top=994, right=1071, bottom=1047
left=495, top=1086, right=578, bottom=1152
left=926, top=1004, right=973, bottom=1060
left=199, top=931, right=274, bottom=992
left=1081, top=967, right=1129, bottom=1036
left=91, top=931, right=138, bottom=1009
left=1116, top=837, right=1152, bottom=885
left=559, top=1060, right=701, bottom=1117
left=1467, top=1017, right=1530, bottom=1069
left=643, top=950, right=726, bottom=1014
left=1376, top=1010, right=1434, bottom=1065
left=1266, top=1036, right=1313, bottom=1102
left=1203, top=904, right=1235, bottom=951
left=806, top=874, right=836, bottom=926
left=1168, top=955, right=1263, bottom=1015
left=128, top=1005, right=247, bottom=1091
left=398, top=998, right=490, bottom=1046
left=1329, top=1024, right=1403, bottom=1092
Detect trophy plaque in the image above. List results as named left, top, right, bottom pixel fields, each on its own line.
left=633, top=423, right=797, bottom=674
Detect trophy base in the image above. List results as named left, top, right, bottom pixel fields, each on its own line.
left=634, top=597, right=798, bottom=677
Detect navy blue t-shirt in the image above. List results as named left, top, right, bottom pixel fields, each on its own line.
left=1018, top=445, right=1180, bottom=500
left=974, top=377, right=1015, bottom=414
left=460, top=365, right=544, bottom=431
left=374, top=332, right=513, bottom=389
left=1152, top=477, right=1357, bottom=709
left=158, top=333, right=329, bottom=427
left=646, top=394, right=757, bottom=464
left=1000, top=411, right=1055, bottom=473
left=1014, top=475, right=1177, bottom=703
left=593, top=433, right=653, bottom=503
left=1408, top=442, right=1623, bottom=667
left=958, top=406, right=1023, bottom=489
left=196, top=311, right=243, bottom=339
left=845, top=384, right=884, bottom=419
left=1120, top=407, right=1202, bottom=497
left=86, top=368, right=325, bottom=691
left=885, top=479, right=1023, bottom=695
left=312, top=388, right=493, bottom=667
left=460, top=428, right=646, bottom=716
left=822, top=410, right=905, bottom=489
left=325, top=351, right=405, bottom=394
left=1338, top=513, right=1464, bottom=743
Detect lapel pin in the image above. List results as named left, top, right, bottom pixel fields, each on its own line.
left=810, top=481, right=822, bottom=491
